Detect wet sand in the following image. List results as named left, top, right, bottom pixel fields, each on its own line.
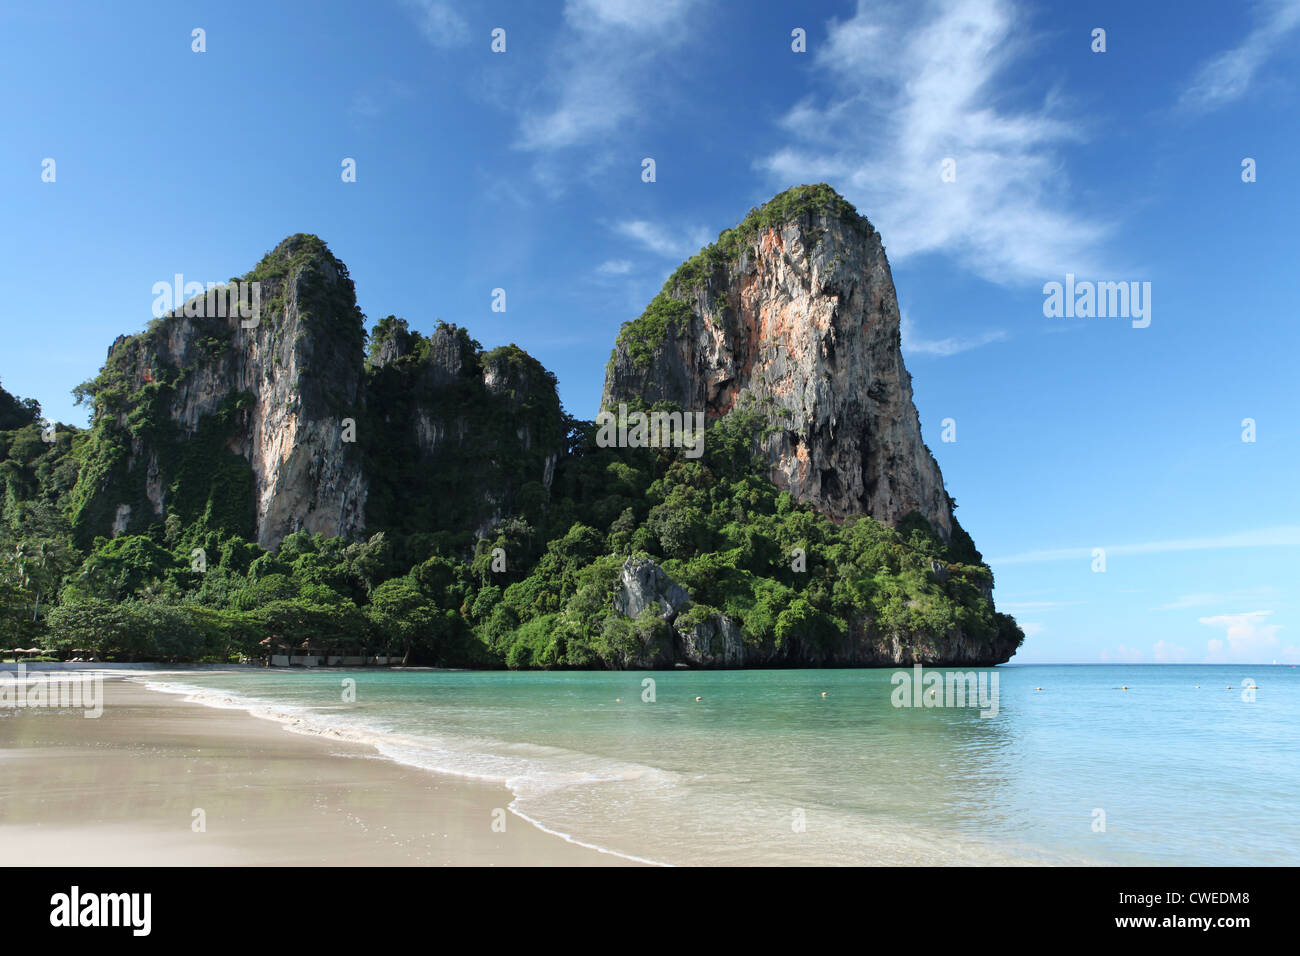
left=0, top=676, right=629, bottom=866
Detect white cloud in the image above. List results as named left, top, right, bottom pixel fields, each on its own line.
left=569, top=0, right=694, bottom=31
left=516, top=0, right=699, bottom=154
left=402, top=0, right=471, bottom=48
left=596, top=259, right=635, bottom=275
left=1153, top=587, right=1278, bottom=611
left=612, top=220, right=709, bottom=259
left=1019, top=622, right=1045, bottom=638
left=901, top=313, right=1007, bottom=357
left=990, top=525, right=1300, bottom=566
left=997, top=600, right=1082, bottom=613
left=756, top=0, right=1109, bottom=284
left=1199, top=610, right=1297, bottom=663
left=1100, top=645, right=1144, bottom=663
left=348, top=79, right=414, bottom=120
left=1179, top=0, right=1300, bottom=112
left=350, top=93, right=381, bottom=118
left=1152, top=640, right=1189, bottom=663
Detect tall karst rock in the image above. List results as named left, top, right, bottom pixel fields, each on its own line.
left=71, top=236, right=565, bottom=550
left=363, top=319, right=566, bottom=539
left=602, top=184, right=953, bottom=540
left=73, top=235, right=368, bottom=549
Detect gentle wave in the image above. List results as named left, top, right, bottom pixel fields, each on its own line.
left=135, top=676, right=674, bottom=865
left=132, top=673, right=1077, bottom=866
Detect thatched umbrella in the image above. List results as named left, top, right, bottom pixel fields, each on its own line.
left=259, top=636, right=290, bottom=665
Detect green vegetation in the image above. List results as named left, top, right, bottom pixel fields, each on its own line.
left=361, top=323, right=567, bottom=540
left=0, top=216, right=1021, bottom=667
left=1, top=371, right=1020, bottom=666
left=613, top=293, right=694, bottom=370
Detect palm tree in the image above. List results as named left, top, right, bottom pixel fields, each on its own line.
left=14, top=539, right=55, bottom=623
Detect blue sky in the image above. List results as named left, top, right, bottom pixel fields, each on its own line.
left=1, top=0, right=1296, bottom=663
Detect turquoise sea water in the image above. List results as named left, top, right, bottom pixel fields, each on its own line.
left=143, top=664, right=1299, bottom=865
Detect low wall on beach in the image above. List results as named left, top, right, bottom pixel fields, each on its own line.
left=0, top=662, right=185, bottom=672
left=268, top=656, right=403, bottom=667
left=2, top=659, right=413, bottom=672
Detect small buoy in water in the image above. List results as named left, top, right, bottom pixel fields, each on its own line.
left=1227, top=686, right=1232, bottom=690
left=615, top=698, right=621, bottom=702
left=1036, top=686, right=1042, bottom=691
left=695, top=696, right=703, bottom=702
left=1121, top=686, right=1127, bottom=690
left=1196, top=685, right=1200, bottom=689
left=821, top=692, right=828, bottom=698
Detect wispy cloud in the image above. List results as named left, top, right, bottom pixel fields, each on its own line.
left=612, top=220, right=709, bottom=259
left=1179, top=0, right=1300, bottom=112
left=997, top=600, right=1082, bottom=613
left=1153, top=587, right=1279, bottom=611
left=349, top=79, right=414, bottom=120
left=1199, top=610, right=1297, bottom=663
left=990, top=525, right=1300, bottom=566
left=515, top=0, right=699, bottom=156
left=596, top=259, right=635, bottom=275
left=401, top=0, right=471, bottom=48
left=901, top=313, right=1007, bottom=357
left=757, top=0, right=1109, bottom=284
left=350, top=93, right=382, bottom=118
left=1152, top=640, right=1189, bottom=663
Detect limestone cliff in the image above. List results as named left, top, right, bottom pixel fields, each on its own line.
left=362, top=320, right=566, bottom=539
left=602, top=184, right=952, bottom=540
left=72, top=238, right=565, bottom=550
left=613, top=557, right=1020, bottom=670
left=74, top=235, right=367, bottom=549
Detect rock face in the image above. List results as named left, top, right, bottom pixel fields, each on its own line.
left=362, top=321, right=566, bottom=540
left=676, top=612, right=746, bottom=667
left=602, top=184, right=952, bottom=540
left=610, top=558, right=1017, bottom=668
left=79, top=235, right=368, bottom=549
left=614, top=557, right=691, bottom=620
left=74, top=238, right=566, bottom=550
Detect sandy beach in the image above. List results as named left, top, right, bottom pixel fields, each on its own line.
left=0, top=674, right=629, bottom=866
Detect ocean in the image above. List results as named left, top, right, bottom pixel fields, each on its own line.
left=142, top=664, right=1299, bottom=866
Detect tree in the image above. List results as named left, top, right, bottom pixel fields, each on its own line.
left=73, top=535, right=179, bottom=601
left=368, top=576, right=439, bottom=664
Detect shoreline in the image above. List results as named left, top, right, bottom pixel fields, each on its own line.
left=0, top=674, right=635, bottom=866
